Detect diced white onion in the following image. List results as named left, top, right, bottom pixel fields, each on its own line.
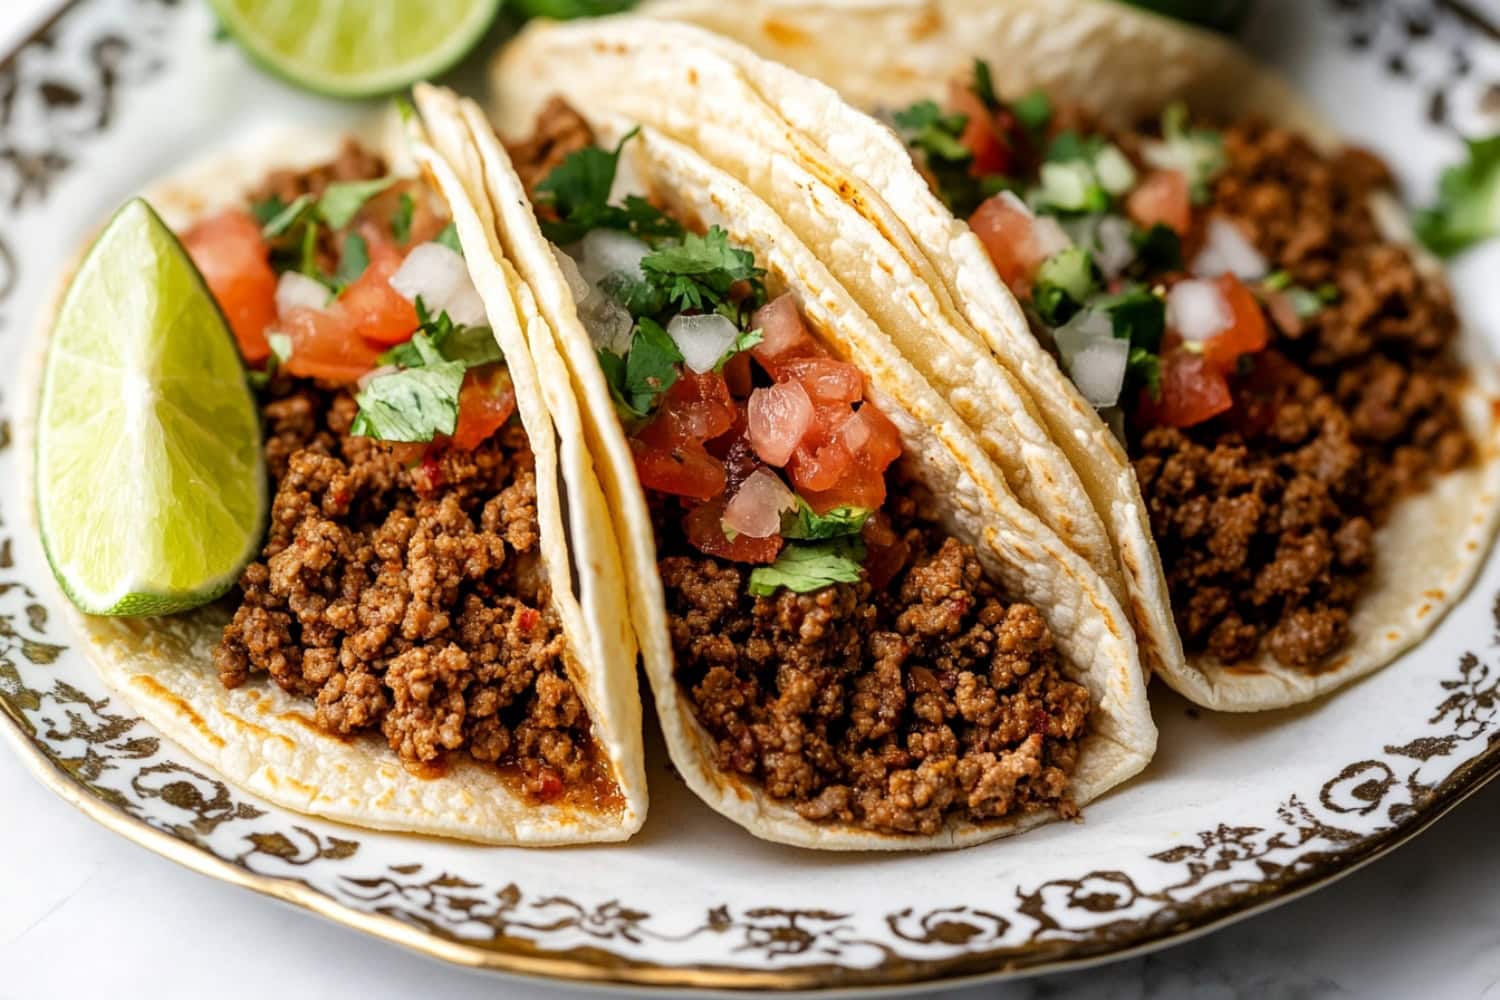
left=1093, top=144, right=1138, bottom=196
left=275, top=270, right=328, bottom=316
left=357, top=364, right=398, bottom=390
left=1094, top=215, right=1137, bottom=279
left=390, top=241, right=487, bottom=326
left=554, top=245, right=634, bottom=355
left=578, top=229, right=650, bottom=289
left=722, top=468, right=797, bottom=539
left=1032, top=215, right=1074, bottom=259
left=1053, top=308, right=1128, bottom=408
left=1168, top=278, right=1233, bottom=342
left=667, top=312, right=739, bottom=374
left=1191, top=216, right=1267, bottom=280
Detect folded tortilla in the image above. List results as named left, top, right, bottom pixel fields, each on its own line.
left=425, top=76, right=1155, bottom=849
left=18, top=96, right=647, bottom=844
left=525, top=1, right=1500, bottom=712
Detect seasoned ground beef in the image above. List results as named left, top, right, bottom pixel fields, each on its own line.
left=1130, top=120, right=1473, bottom=669
left=659, top=492, right=1091, bottom=836
left=504, top=97, right=596, bottom=198
left=215, top=378, right=608, bottom=804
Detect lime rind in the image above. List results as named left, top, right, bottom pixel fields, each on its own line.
left=35, top=198, right=266, bottom=617
left=209, top=0, right=503, bottom=99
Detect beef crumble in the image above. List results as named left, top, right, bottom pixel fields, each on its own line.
left=215, top=379, right=613, bottom=806
left=659, top=492, right=1091, bottom=836
left=1130, top=121, right=1473, bottom=669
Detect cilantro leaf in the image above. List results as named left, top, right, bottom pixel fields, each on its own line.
left=251, top=194, right=288, bottom=227
left=747, top=538, right=867, bottom=597
left=1032, top=247, right=1097, bottom=324
left=1131, top=222, right=1184, bottom=272
left=1415, top=135, right=1500, bottom=258
left=334, top=232, right=369, bottom=289
left=1046, top=130, right=1105, bottom=165
left=780, top=499, right=870, bottom=541
left=318, top=177, right=394, bottom=230
left=535, top=129, right=684, bottom=245
left=392, top=192, right=415, bottom=244
left=1128, top=346, right=1163, bottom=400
left=970, top=59, right=999, bottom=109
left=714, top=328, right=763, bottom=372
left=261, top=193, right=315, bottom=238
left=893, top=100, right=972, bottom=163
left=434, top=221, right=462, bottom=255
left=596, top=347, right=639, bottom=419
left=1095, top=284, right=1165, bottom=354
left=1012, top=90, right=1053, bottom=135
left=622, top=317, right=683, bottom=414
left=1144, top=103, right=1225, bottom=203
left=350, top=360, right=467, bottom=442
left=379, top=298, right=501, bottom=369
left=640, top=227, right=764, bottom=313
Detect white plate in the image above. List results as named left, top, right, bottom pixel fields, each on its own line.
left=2, top=0, right=1498, bottom=991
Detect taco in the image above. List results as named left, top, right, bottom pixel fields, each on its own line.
left=514, top=3, right=1500, bottom=711
left=24, top=92, right=646, bottom=844
left=416, top=81, right=1155, bottom=849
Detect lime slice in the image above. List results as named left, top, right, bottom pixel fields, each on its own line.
left=35, top=199, right=266, bottom=617
left=210, top=0, right=502, bottom=99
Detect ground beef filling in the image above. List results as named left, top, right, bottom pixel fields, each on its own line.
left=1129, top=120, right=1473, bottom=669
left=659, top=493, right=1090, bottom=836
left=214, top=379, right=610, bottom=806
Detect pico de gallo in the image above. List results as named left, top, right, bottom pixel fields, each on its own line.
left=895, top=63, right=1475, bottom=668
left=194, top=138, right=621, bottom=812
left=516, top=102, right=1092, bottom=835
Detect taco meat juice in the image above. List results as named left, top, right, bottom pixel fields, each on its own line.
left=896, top=69, right=1474, bottom=671
left=512, top=101, right=1092, bottom=836
left=184, top=140, right=621, bottom=814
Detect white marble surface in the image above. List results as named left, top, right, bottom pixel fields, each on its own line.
left=5, top=2, right=1500, bottom=998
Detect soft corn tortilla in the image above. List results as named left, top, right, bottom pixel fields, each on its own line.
left=19, top=100, right=647, bottom=844
left=430, top=82, right=1156, bottom=850
left=522, top=3, right=1500, bottom=711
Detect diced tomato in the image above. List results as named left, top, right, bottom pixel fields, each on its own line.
left=969, top=193, right=1050, bottom=294
left=684, top=497, right=783, bottom=564
left=1228, top=349, right=1300, bottom=438
left=338, top=225, right=419, bottom=345
left=277, top=306, right=384, bottom=383
left=632, top=417, right=726, bottom=500
left=800, top=453, right=888, bottom=513
left=786, top=437, right=854, bottom=494
left=1201, top=274, right=1269, bottom=373
left=181, top=209, right=278, bottom=364
left=661, top=370, right=737, bottom=442
left=450, top=364, right=516, bottom=451
left=948, top=82, right=1010, bottom=177
left=776, top=357, right=863, bottom=404
left=751, top=294, right=822, bottom=363
left=834, top=404, right=902, bottom=471
left=747, top=380, right=815, bottom=467
left=1136, top=348, right=1233, bottom=429
left=1126, top=170, right=1192, bottom=237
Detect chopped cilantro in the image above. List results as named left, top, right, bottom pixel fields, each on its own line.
left=1096, top=285, right=1166, bottom=354
left=1262, top=269, right=1293, bottom=291
left=1144, top=103, right=1225, bottom=203
left=747, top=537, right=866, bottom=597
left=1131, top=223, right=1184, bottom=272
left=434, top=221, right=462, bottom=255
left=1317, top=282, right=1340, bottom=303
left=1032, top=247, right=1097, bottom=324
left=378, top=298, right=501, bottom=368
left=261, top=193, right=314, bottom=238
left=535, top=128, right=684, bottom=245
left=318, top=177, right=394, bottom=230
left=970, top=59, right=999, bottom=109
left=350, top=358, right=467, bottom=442
left=714, top=328, right=764, bottom=373
left=297, top=221, right=322, bottom=282
left=392, top=192, right=415, bottom=244
left=596, top=347, right=635, bottom=418
left=1012, top=90, right=1053, bottom=135
left=893, top=100, right=972, bottom=163
left=639, top=227, right=765, bottom=313
left=334, top=232, right=369, bottom=290
left=1046, top=130, right=1105, bottom=165
left=780, top=499, right=870, bottom=541
left=251, top=194, right=288, bottom=227
left=1128, top=346, right=1163, bottom=400
left=1415, top=136, right=1500, bottom=258
left=621, top=317, right=683, bottom=415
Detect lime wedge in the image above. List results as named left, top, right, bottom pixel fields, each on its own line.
left=210, top=0, right=502, bottom=99
left=35, top=199, right=266, bottom=617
